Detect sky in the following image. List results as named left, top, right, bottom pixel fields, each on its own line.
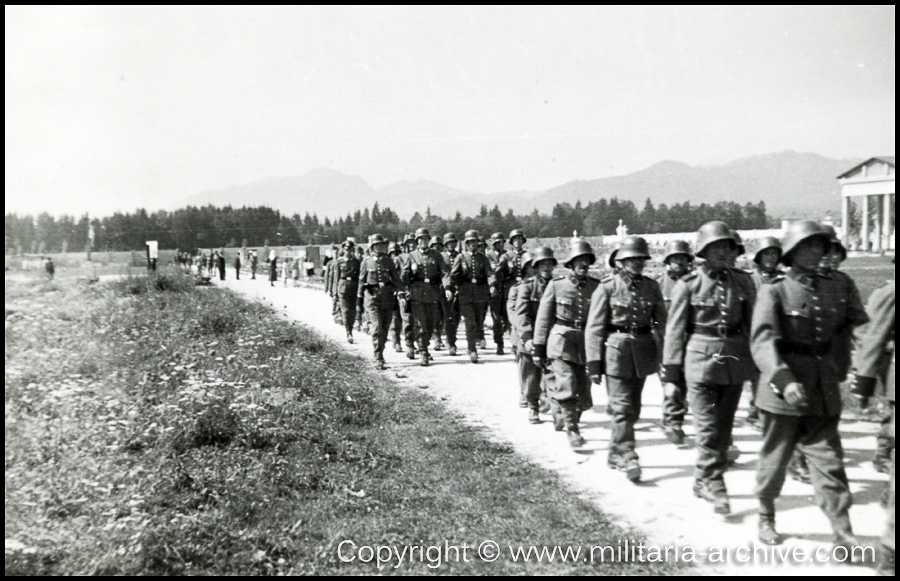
left=5, top=6, right=895, bottom=217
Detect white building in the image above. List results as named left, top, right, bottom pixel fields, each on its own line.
left=839, top=157, right=895, bottom=252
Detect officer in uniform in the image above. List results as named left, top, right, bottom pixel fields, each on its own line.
left=850, top=279, right=894, bottom=575
left=587, top=236, right=667, bottom=480
left=507, top=252, right=533, bottom=407
left=486, top=232, right=508, bottom=354
left=387, top=241, right=405, bottom=352
left=399, top=234, right=417, bottom=358
left=441, top=233, right=462, bottom=356
left=663, top=221, right=756, bottom=515
left=333, top=239, right=361, bottom=343
left=497, top=229, right=529, bottom=353
left=515, top=247, right=558, bottom=424
left=429, top=235, right=447, bottom=351
left=358, top=234, right=402, bottom=370
left=657, top=240, right=693, bottom=443
left=533, top=239, right=599, bottom=448
left=402, top=228, right=447, bottom=366
left=476, top=236, right=490, bottom=349
left=449, top=230, right=495, bottom=363
left=751, top=220, right=869, bottom=547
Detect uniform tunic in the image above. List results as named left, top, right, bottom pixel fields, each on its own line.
left=332, top=255, right=361, bottom=335
left=486, top=247, right=507, bottom=345
left=515, top=275, right=552, bottom=411
left=402, top=248, right=447, bottom=352
left=441, top=249, right=461, bottom=349
left=657, top=270, right=690, bottom=427
left=358, top=253, right=402, bottom=361
left=450, top=251, right=496, bottom=353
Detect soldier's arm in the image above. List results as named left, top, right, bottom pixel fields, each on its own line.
left=661, top=279, right=690, bottom=383
left=357, top=259, right=368, bottom=299
left=485, top=256, right=498, bottom=293
left=400, top=254, right=413, bottom=285
left=651, top=279, right=668, bottom=339
left=390, top=259, right=403, bottom=289
left=852, top=283, right=894, bottom=397
left=750, top=284, right=795, bottom=395
left=506, top=286, right=519, bottom=329
left=516, top=282, right=536, bottom=344
left=532, top=281, right=557, bottom=350
left=844, top=275, right=870, bottom=335
left=585, top=283, right=610, bottom=373
left=495, top=252, right=509, bottom=283
left=449, top=254, right=462, bottom=288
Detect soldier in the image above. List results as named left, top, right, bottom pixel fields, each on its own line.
left=850, top=279, right=894, bottom=575
left=399, top=233, right=418, bottom=358
left=533, top=239, right=600, bottom=449
left=751, top=220, right=869, bottom=547
left=663, top=221, right=756, bottom=515
left=587, top=236, right=667, bottom=480
left=656, top=240, right=693, bottom=444
left=402, top=228, right=447, bottom=366
left=498, top=229, right=529, bottom=350
left=429, top=235, right=447, bottom=351
left=506, top=252, right=533, bottom=408
left=216, top=250, right=226, bottom=281
left=449, top=230, right=495, bottom=363
left=333, top=239, right=361, bottom=343
left=475, top=237, right=489, bottom=349
left=485, top=232, right=508, bottom=354
left=441, top=233, right=462, bottom=356
left=358, top=234, right=402, bottom=370
left=387, top=242, right=405, bottom=352
left=44, top=257, right=55, bottom=281
left=516, top=247, right=558, bottom=423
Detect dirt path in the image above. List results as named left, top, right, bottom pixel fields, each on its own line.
left=224, top=277, right=887, bottom=575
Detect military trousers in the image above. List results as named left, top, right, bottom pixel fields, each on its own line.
left=547, top=359, right=592, bottom=420
left=688, top=382, right=742, bottom=488
left=331, top=295, right=342, bottom=324
left=411, top=301, right=440, bottom=353
left=400, top=303, right=415, bottom=349
left=389, top=303, right=402, bottom=346
left=607, top=375, right=647, bottom=460
left=883, top=408, right=894, bottom=551
left=339, top=295, right=358, bottom=335
left=748, top=368, right=762, bottom=419
left=516, top=351, right=543, bottom=410
left=442, top=296, right=460, bottom=348
left=755, top=412, right=852, bottom=533
left=877, top=402, right=895, bottom=463
left=662, top=377, right=687, bottom=428
left=460, top=301, right=487, bottom=353
left=366, top=303, right=393, bottom=361
left=488, top=297, right=505, bottom=347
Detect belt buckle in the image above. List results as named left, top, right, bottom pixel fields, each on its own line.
left=472, top=278, right=477, bottom=284
left=378, top=282, right=385, bottom=287
left=424, top=278, right=430, bottom=283
left=717, top=323, right=728, bottom=338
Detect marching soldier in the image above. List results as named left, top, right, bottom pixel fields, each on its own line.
left=387, top=242, right=405, bottom=352
left=515, top=247, right=558, bottom=423
left=533, top=239, right=599, bottom=448
left=402, top=228, right=447, bottom=366
left=429, top=235, right=447, bottom=351
left=486, top=232, right=508, bottom=354
left=441, top=233, right=462, bottom=356
left=449, top=230, right=496, bottom=363
left=333, top=239, right=361, bottom=343
left=476, top=236, right=489, bottom=349
left=657, top=240, right=693, bottom=443
left=850, top=279, right=894, bottom=575
left=357, top=234, right=402, bottom=370
left=498, top=229, right=530, bottom=350
left=663, top=221, right=756, bottom=515
left=587, top=236, right=667, bottom=480
left=507, top=252, right=532, bottom=401
left=751, top=220, right=869, bottom=547
left=399, top=233, right=418, bottom=358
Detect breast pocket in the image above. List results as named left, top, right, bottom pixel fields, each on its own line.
left=557, top=297, right=575, bottom=319
left=783, top=304, right=812, bottom=339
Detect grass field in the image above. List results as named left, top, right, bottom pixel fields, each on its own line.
left=5, top=270, right=681, bottom=575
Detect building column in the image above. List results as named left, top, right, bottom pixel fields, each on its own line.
left=861, top=195, right=870, bottom=252
left=884, top=193, right=893, bottom=252
left=841, top=195, right=850, bottom=246
left=874, top=195, right=884, bottom=252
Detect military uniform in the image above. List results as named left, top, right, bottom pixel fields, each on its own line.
left=402, top=247, right=447, bottom=362
left=332, top=253, right=361, bottom=338
left=515, top=273, right=553, bottom=415
left=358, top=249, right=402, bottom=365
left=398, top=244, right=416, bottom=355
left=663, top=262, right=756, bottom=499
left=850, top=281, right=894, bottom=572
left=588, top=270, right=666, bottom=466
left=658, top=269, right=689, bottom=431
left=486, top=241, right=507, bottom=351
left=498, top=247, right=529, bottom=335
left=441, top=244, right=461, bottom=354
left=752, top=267, right=869, bottom=540
left=533, top=271, right=599, bottom=437
left=449, top=247, right=495, bottom=360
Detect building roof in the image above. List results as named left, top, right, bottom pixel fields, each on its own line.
left=838, top=156, right=895, bottom=179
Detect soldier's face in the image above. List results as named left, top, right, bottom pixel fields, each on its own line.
left=758, top=248, right=780, bottom=270
left=467, top=241, right=479, bottom=253
left=372, top=243, right=386, bottom=255
left=622, top=257, right=646, bottom=275
left=818, top=247, right=841, bottom=272
left=446, top=241, right=458, bottom=252
left=536, top=260, right=555, bottom=279
left=571, top=256, right=591, bottom=278
left=667, top=255, right=690, bottom=275
left=431, top=243, right=443, bottom=253
left=791, top=238, right=828, bottom=271
left=417, top=238, right=428, bottom=250
left=703, top=240, right=733, bottom=270
left=512, top=237, right=524, bottom=249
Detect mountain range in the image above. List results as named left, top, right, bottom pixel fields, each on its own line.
left=178, top=151, right=865, bottom=221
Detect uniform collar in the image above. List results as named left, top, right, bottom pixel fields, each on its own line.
left=788, top=267, right=818, bottom=288
left=618, top=271, right=643, bottom=286
left=702, top=262, right=730, bottom=281
left=568, top=272, right=588, bottom=287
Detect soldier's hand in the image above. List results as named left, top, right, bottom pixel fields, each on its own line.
left=783, top=382, right=808, bottom=407
left=445, top=289, right=453, bottom=301
left=524, top=339, right=534, bottom=354
left=664, top=382, right=680, bottom=400
left=411, top=263, right=418, bottom=272
left=490, top=286, right=498, bottom=298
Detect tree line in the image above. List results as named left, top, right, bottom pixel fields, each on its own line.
left=5, top=198, right=773, bottom=254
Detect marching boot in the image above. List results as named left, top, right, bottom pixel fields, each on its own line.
left=468, top=350, right=479, bottom=364
left=406, top=347, right=416, bottom=360
left=528, top=408, right=541, bottom=424
left=420, top=351, right=430, bottom=367
left=448, top=345, right=458, bottom=356
left=346, top=332, right=354, bottom=344
left=758, top=500, right=783, bottom=545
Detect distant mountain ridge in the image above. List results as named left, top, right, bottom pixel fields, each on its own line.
left=178, top=151, right=865, bottom=220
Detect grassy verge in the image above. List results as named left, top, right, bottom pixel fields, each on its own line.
left=5, top=269, right=682, bottom=575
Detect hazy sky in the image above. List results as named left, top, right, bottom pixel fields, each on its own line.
left=5, top=6, right=895, bottom=217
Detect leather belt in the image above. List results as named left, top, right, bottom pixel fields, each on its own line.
left=777, top=340, right=831, bottom=357
left=609, top=325, right=652, bottom=335
left=692, top=325, right=742, bottom=337
left=556, top=317, right=586, bottom=330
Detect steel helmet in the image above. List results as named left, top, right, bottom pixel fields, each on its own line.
left=490, top=232, right=505, bottom=245
left=695, top=221, right=736, bottom=258
left=509, top=229, right=527, bottom=243
left=429, top=235, right=443, bottom=248
left=753, top=237, right=782, bottom=265
left=662, top=240, right=693, bottom=264
left=606, top=244, right=621, bottom=269
left=387, top=241, right=400, bottom=254
left=342, top=238, right=356, bottom=249
left=402, top=233, right=415, bottom=245
left=414, top=227, right=431, bottom=241
left=564, top=239, right=596, bottom=269
left=531, top=246, right=557, bottom=267
left=520, top=252, right=533, bottom=272
left=781, top=220, right=830, bottom=265
left=821, top=225, right=847, bottom=261
left=443, top=232, right=458, bottom=244
left=616, top=236, right=651, bottom=260
left=368, top=233, right=385, bottom=246
left=464, top=230, right=481, bottom=243
left=732, top=231, right=746, bottom=254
